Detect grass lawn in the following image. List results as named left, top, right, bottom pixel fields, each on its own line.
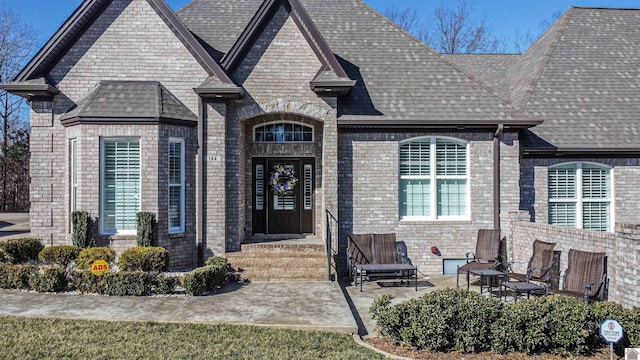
left=0, top=316, right=384, bottom=359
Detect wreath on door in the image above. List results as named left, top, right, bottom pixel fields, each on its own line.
left=270, top=164, right=298, bottom=195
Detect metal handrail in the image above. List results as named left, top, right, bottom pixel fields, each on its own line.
left=325, top=209, right=338, bottom=281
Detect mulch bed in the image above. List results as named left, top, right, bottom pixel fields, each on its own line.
left=365, top=338, right=622, bottom=360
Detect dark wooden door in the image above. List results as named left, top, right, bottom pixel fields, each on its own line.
left=267, top=159, right=301, bottom=234
left=253, top=158, right=314, bottom=235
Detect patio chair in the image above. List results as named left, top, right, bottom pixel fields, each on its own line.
left=505, top=239, right=556, bottom=283
left=456, top=229, right=502, bottom=288
left=547, top=249, right=607, bottom=302
left=372, top=233, right=398, bottom=264
left=347, top=234, right=373, bottom=280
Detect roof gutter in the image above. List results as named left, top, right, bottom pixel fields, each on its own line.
left=493, top=124, right=504, bottom=232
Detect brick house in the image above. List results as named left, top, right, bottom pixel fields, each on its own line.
left=3, top=0, right=639, bottom=282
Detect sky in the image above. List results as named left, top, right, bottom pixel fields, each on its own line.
left=5, top=0, right=640, bottom=55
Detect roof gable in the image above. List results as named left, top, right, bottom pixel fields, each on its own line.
left=510, top=7, right=640, bottom=151
left=13, top=0, right=235, bottom=86
left=220, top=0, right=355, bottom=93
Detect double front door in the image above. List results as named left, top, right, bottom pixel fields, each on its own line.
left=252, top=158, right=314, bottom=235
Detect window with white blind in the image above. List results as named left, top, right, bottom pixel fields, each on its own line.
left=101, top=138, right=140, bottom=234
left=548, top=163, right=612, bottom=232
left=399, top=137, right=469, bottom=220
left=169, top=139, right=185, bottom=233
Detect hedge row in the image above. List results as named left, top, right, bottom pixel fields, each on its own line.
left=371, top=288, right=640, bottom=356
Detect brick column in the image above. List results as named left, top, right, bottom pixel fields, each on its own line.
left=611, top=223, right=640, bottom=307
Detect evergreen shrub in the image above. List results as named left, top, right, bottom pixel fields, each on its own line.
left=136, top=212, right=157, bottom=247
left=371, top=288, right=503, bottom=352
left=28, top=267, right=67, bottom=292
left=71, top=211, right=93, bottom=248
left=118, top=247, right=169, bottom=272
left=182, top=258, right=229, bottom=296
left=38, top=245, right=80, bottom=267
left=155, top=274, right=179, bottom=295
left=76, top=247, right=115, bottom=271
left=0, top=264, right=38, bottom=289
left=103, top=271, right=154, bottom=296
left=0, top=238, right=44, bottom=264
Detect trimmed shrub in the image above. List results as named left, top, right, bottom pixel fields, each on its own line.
left=136, top=212, right=157, bottom=247
left=0, top=238, right=44, bottom=264
left=39, top=245, right=80, bottom=267
left=0, top=263, right=38, bottom=289
left=492, top=295, right=596, bottom=355
left=155, top=274, right=179, bottom=295
left=592, top=301, right=640, bottom=352
left=0, top=248, right=7, bottom=263
left=28, top=267, right=67, bottom=292
left=103, top=271, right=154, bottom=296
left=206, top=256, right=230, bottom=268
left=182, top=259, right=229, bottom=296
left=71, top=211, right=93, bottom=248
left=371, top=288, right=503, bottom=352
left=69, top=270, right=106, bottom=294
left=118, top=247, right=169, bottom=272
left=76, top=247, right=115, bottom=271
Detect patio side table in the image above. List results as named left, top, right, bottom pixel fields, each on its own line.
left=468, top=268, right=504, bottom=295
left=501, top=281, right=545, bottom=302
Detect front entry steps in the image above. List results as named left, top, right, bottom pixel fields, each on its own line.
left=225, top=240, right=328, bottom=282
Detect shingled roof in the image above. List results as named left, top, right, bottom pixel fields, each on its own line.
left=59, top=81, right=197, bottom=126
left=178, top=0, right=534, bottom=128
left=446, top=7, right=640, bottom=153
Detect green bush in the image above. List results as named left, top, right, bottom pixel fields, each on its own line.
left=0, top=238, right=44, bottom=264
left=155, top=274, right=179, bottom=295
left=39, top=245, right=80, bottom=267
left=103, top=271, right=154, bottom=296
left=118, top=247, right=169, bottom=272
left=182, top=259, right=229, bottom=296
left=592, top=302, right=640, bottom=352
left=28, top=267, right=67, bottom=292
left=371, top=288, right=503, bottom=352
left=0, top=263, right=38, bottom=289
left=136, top=212, right=157, bottom=247
left=69, top=270, right=105, bottom=294
left=71, top=211, right=93, bottom=248
left=76, top=247, right=115, bottom=271
left=0, top=248, right=7, bottom=263
left=492, top=296, right=595, bottom=355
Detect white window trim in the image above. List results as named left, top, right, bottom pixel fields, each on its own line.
left=70, top=138, right=77, bottom=232
left=399, top=137, right=470, bottom=221
left=548, top=162, right=614, bottom=232
left=100, top=138, right=141, bottom=236
left=169, top=138, right=185, bottom=234
left=253, top=121, right=314, bottom=143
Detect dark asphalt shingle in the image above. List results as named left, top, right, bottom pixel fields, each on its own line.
left=59, top=81, right=197, bottom=122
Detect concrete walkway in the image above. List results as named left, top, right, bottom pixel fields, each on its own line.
left=0, top=275, right=460, bottom=336
left=0, top=213, right=462, bottom=337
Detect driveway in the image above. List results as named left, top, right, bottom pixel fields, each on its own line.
left=0, top=213, right=30, bottom=239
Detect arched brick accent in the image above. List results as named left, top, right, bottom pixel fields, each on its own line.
left=236, top=99, right=333, bottom=123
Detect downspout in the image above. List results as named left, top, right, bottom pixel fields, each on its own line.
left=196, top=97, right=205, bottom=266
left=493, top=124, right=504, bottom=231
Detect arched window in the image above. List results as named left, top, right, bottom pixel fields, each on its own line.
left=399, top=137, right=469, bottom=220
left=548, top=162, right=612, bottom=232
left=254, top=122, right=313, bottom=142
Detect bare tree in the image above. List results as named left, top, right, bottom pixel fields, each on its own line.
left=383, top=6, right=421, bottom=35
left=427, top=2, right=499, bottom=54
left=0, top=4, right=37, bottom=212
